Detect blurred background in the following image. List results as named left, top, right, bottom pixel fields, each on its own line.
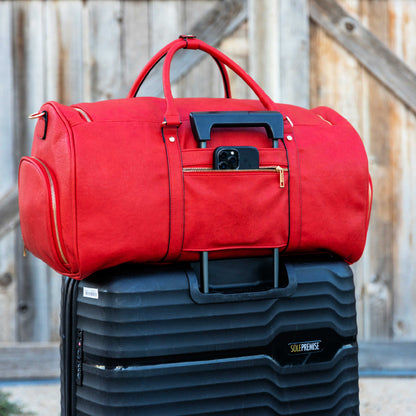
left=0, top=0, right=415, bottom=385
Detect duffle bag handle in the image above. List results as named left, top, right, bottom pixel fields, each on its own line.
left=158, top=36, right=278, bottom=127
left=127, top=36, right=232, bottom=100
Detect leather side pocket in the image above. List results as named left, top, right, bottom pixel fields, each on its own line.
left=18, top=157, right=70, bottom=273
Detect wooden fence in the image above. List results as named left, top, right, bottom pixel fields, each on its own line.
left=1, top=0, right=416, bottom=378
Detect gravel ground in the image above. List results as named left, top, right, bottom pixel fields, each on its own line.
left=1, top=377, right=416, bottom=415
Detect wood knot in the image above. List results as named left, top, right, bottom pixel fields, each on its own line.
left=343, top=18, right=356, bottom=32
left=0, top=272, right=12, bottom=288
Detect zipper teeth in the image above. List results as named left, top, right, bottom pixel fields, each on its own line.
left=183, top=166, right=288, bottom=172
left=32, top=157, right=69, bottom=265
left=74, top=107, right=92, bottom=122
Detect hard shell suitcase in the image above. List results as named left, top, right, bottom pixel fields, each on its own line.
left=60, top=255, right=360, bottom=415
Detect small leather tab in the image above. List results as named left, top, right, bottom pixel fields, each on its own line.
left=34, top=111, right=48, bottom=140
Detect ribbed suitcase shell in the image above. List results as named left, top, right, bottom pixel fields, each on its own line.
left=61, top=257, right=359, bottom=415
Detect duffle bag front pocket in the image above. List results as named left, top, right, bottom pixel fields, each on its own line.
left=181, top=149, right=290, bottom=255
left=18, top=157, right=70, bottom=274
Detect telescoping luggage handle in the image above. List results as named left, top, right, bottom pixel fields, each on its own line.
left=190, top=248, right=297, bottom=304
left=127, top=36, right=282, bottom=127
left=200, top=248, right=281, bottom=294
left=189, top=111, right=284, bottom=148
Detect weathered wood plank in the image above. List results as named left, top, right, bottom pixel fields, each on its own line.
left=0, top=236, right=16, bottom=343
left=0, top=343, right=60, bottom=380
left=148, top=0, right=186, bottom=98
left=310, top=0, right=416, bottom=114
left=177, top=1, right=223, bottom=98
left=10, top=0, right=50, bottom=343
left=0, top=1, right=15, bottom=196
left=12, top=1, right=47, bottom=158
left=84, top=1, right=124, bottom=101
left=120, top=0, right=150, bottom=95
left=0, top=2, right=18, bottom=343
left=386, top=1, right=416, bottom=341
left=1, top=341, right=414, bottom=380
left=359, top=342, right=416, bottom=373
left=44, top=0, right=84, bottom=104
left=137, top=0, right=247, bottom=97
left=248, top=0, right=309, bottom=106
left=0, top=187, right=19, bottom=240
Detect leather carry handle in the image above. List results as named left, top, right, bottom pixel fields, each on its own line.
left=189, top=111, right=284, bottom=148
left=161, top=37, right=277, bottom=127
left=127, top=36, right=232, bottom=99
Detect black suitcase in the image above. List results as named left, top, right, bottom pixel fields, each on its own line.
left=60, top=255, right=359, bottom=415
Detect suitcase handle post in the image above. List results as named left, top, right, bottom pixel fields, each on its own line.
left=200, top=248, right=280, bottom=294
left=189, top=111, right=284, bottom=149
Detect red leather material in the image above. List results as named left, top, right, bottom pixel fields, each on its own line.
left=18, top=38, right=372, bottom=279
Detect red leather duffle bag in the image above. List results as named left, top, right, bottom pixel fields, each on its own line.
left=18, top=36, right=372, bottom=280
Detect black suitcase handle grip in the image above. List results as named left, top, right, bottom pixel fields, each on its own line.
left=200, top=249, right=281, bottom=294
left=189, top=111, right=284, bottom=148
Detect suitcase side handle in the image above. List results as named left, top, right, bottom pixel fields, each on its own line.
left=189, top=111, right=284, bottom=149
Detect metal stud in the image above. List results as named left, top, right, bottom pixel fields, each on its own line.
left=169, top=136, right=175, bottom=143
left=286, top=135, right=293, bottom=141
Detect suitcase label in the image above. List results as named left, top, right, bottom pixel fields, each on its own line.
left=289, top=340, right=323, bottom=354
left=83, top=287, right=99, bottom=299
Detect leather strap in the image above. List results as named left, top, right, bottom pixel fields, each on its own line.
left=282, top=121, right=302, bottom=253
left=127, top=37, right=232, bottom=100
left=161, top=126, right=185, bottom=262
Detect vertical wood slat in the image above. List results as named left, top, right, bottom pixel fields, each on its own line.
left=85, top=0, right=124, bottom=101
left=359, top=0, right=395, bottom=340
left=44, top=0, right=84, bottom=105
left=387, top=0, right=416, bottom=341
left=177, top=1, right=223, bottom=99
left=10, top=0, right=48, bottom=343
left=0, top=2, right=15, bottom=196
left=120, top=1, right=150, bottom=96
left=0, top=0, right=16, bottom=338
left=148, top=0, right=185, bottom=98
left=0, top=3, right=17, bottom=342
left=248, top=0, right=309, bottom=106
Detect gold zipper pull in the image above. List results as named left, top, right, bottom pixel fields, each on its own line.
left=276, top=166, right=285, bottom=188
left=23, top=245, right=27, bottom=257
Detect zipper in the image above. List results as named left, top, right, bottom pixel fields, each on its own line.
left=73, top=107, right=92, bottom=122
left=183, top=166, right=288, bottom=187
left=276, top=166, right=288, bottom=188
left=32, top=157, right=69, bottom=265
